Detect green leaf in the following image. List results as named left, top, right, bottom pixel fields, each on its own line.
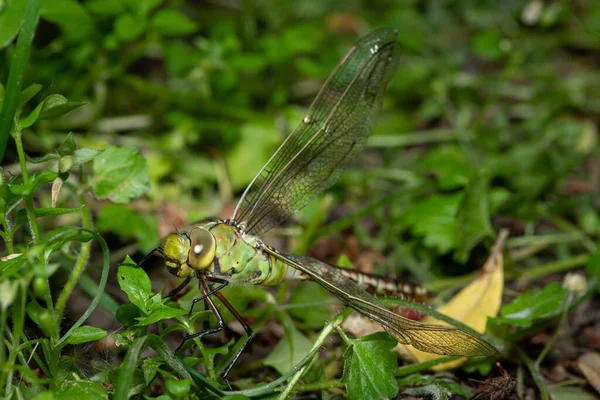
left=404, top=193, right=462, bottom=254
left=264, top=324, right=313, bottom=375
left=96, top=204, right=159, bottom=253
left=117, top=262, right=152, bottom=312
left=54, top=380, right=108, bottom=399
left=288, top=282, right=331, bottom=329
left=40, top=0, right=93, bottom=41
left=165, top=377, right=191, bottom=398
left=20, top=94, right=87, bottom=128
left=151, top=9, right=197, bottom=36
left=142, top=357, right=163, bottom=385
left=585, top=246, right=600, bottom=294
left=0, top=0, right=26, bottom=49
left=420, top=145, right=470, bottom=189
left=489, top=283, right=568, bottom=327
left=548, top=386, right=599, bottom=400
left=454, top=172, right=494, bottom=263
left=92, top=146, right=150, bottom=203
left=471, top=30, right=504, bottom=61
left=114, top=13, right=147, bottom=42
left=341, top=332, right=399, bottom=400
left=18, top=83, right=42, bottom=109
left=57, top=133, right=76, bottom=156
left=7, top=170, right=57, bottom=196
left=136, top=305, right=187, bottom=326
left=64, top=326, right=108, bottom=345
left=116, top=302, right=141, bottom=326
left=73, top=148, right=103, bottom=166
left=125, top=0, right=163, bottom=17
left=226, top=122, right=281, bottom=190
left=85, top=0, right=125, bottom=16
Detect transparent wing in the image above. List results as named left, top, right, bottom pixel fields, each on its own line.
left=266, top=249, right=498, bottom=357
left=232, top=28, right=401, bottom=236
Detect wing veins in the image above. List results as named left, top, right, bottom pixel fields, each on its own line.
left=264, top=248, right=498, bottom=357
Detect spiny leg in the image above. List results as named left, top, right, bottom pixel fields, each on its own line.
left=175, top=278, right=226, bottom=354
left=187, top=278, right=229, bottom=318
left=212, top=286, right=253, bottom=380
left=137, top=247, right=165, bottom=266
left=165, top=275, right=192, bottom=299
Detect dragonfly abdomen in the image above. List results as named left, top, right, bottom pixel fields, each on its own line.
left=335, top=267, right=430, bottom=302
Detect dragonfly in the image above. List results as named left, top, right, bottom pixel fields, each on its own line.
left=142, top=27, right=498, bottom=383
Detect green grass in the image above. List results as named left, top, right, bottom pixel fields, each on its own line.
left=1, top=1, right=600, bottom=399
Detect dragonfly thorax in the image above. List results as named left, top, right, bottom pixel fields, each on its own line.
left=163, top=227, right=217, bottom=278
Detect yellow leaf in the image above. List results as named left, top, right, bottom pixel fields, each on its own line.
left=404, top=229, right=506, bottom=369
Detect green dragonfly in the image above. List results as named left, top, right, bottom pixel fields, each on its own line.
left=143, top=27, right=498, bottom=382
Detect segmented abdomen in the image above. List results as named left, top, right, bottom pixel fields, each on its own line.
left=335, top=267, right=430, bottom=303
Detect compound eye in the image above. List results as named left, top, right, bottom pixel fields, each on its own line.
left=188, top=227, right=216, bottom=270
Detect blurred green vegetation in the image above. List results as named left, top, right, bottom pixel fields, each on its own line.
left=2, top=0, right=600, bottom=398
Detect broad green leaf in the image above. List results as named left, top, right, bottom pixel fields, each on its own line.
left=96, top=204, right=159, bottom=253
left=40, top=0, right=93, bottom=41
left=404, top=193, right=462, bottom=254
left=0, top=0, right=26, bottom=49
left=488, top=283, right=568, bottom=327
left=151, top=9, right=197, bottom=36
left=264, top=324, right=313, bottom=375
left=117, top=262, right=152, bottom=312
left=91, top=146, right=150, bottom=203
left=288, top=281, right=331, bottom=329
left=116, top=302, right=141, bottom=326
left=549, top=386, right=599, bottom=400
left=125, top=0, right=163, bottom=17
left=114, top=13, right=146, bottom=42
left=454, top=172, right=493, bottom=263
left=136, top=306, right=187, bottom=326
left=20, top=94, right=87, bottom=128
left=165, top=377, right=191, bottom=397
left=73, top=148, right=103, bottom=166
left=85, top=0, right=125, bottom=16
left=342, top=332, right=398, bottom=400
left=64, top=326, right=108, bottom=345
left=420, top=145, right=470, bottom=189
left=54, top=380, right=108, bottom=399
left=471, top=30, right=504, bottom=61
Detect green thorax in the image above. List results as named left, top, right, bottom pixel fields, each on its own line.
left=201, top=221, right=288, bottom=286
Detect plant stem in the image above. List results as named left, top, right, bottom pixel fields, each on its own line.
left=288, top=379, right=343, bottom=392
left=535, top=293, right=572, bottom=367
left=13, top=129, right=40, bottom=244
left=517, top=347, right=550, bottom=400
left=55, top=197, right=92, bottom=319
left=1, top=280, right=28, bottom=397
left=276, top=309, right=351, bottom=400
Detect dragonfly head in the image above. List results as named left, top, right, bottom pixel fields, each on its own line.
left=163, top=227, right=217, bottom=278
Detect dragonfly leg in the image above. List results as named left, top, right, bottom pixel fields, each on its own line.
left=137, top=247, right=165, bottom=266
left=211, top=287, right=253, bottom=380
left=186, top=278, right=229, bottom=319
left=164, top=275, right=192, bottom=299
left=175, top=278, right=226, bottom=354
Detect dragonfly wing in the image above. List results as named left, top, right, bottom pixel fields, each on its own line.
left=233, top=28, right=401, bottom=236
left=266, top=249, right=498, bottom=357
